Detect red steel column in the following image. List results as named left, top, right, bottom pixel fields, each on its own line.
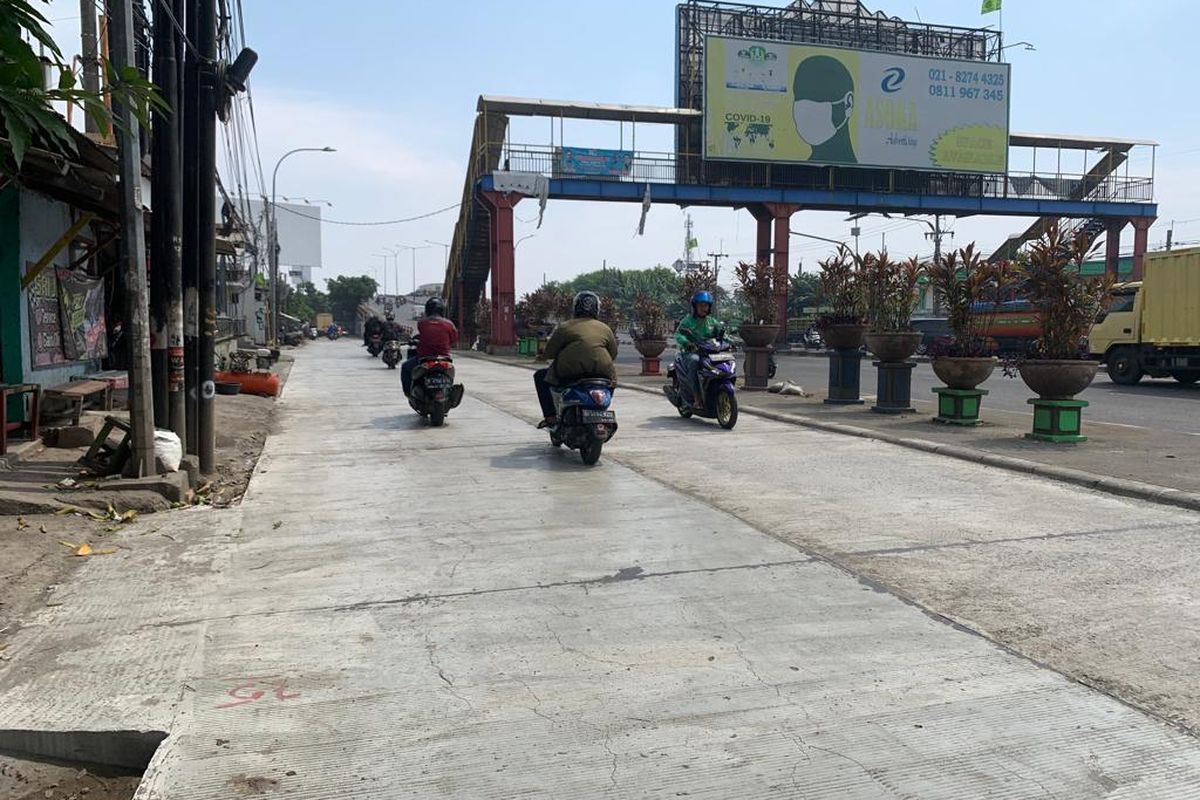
left=765, top=203, right=800, bottom=347
left=749, top=205, right=772, bottom=266
left=1130, top=217, right=1154, bottom=281
left=1105, top=220, right=1125, bottom=280
left=481, top=191, right=520, bottom=351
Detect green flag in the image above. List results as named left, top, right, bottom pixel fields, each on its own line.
left=981, top=0, right=1001, bottom=13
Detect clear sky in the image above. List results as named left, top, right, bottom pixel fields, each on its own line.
left=42, top=0, right=1200, bottom=294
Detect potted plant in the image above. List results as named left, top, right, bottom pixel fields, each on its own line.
left=1014, top=226, right=1111, bottom=399
left=815, top=246, right=867, bottom=350
left=631, top=293, right=668, bottom=358
left=925, top=244, right=1011, bottom=390
left=861, top=252, right=924, bottom=362
left=731, top=260, right=779, bottom=347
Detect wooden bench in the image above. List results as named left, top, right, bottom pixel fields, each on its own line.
left=43, top=379, right=113, bottom=426
left=0, top=383, right=41, bottom=455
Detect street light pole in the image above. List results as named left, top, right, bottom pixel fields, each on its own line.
left=398, top=244, right=433, bottom=294
left=270, top=146, right=334, bottom=344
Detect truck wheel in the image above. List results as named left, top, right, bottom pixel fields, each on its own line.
left=1171, top=372, right=1199, bottom=385
left=1107, top=348, right=1143, bottom=385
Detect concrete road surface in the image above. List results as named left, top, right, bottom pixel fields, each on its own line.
left=3, top=342, right=1200, bottom=799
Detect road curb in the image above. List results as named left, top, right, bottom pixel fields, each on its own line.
left=464, top=352, right=1200, bottom=514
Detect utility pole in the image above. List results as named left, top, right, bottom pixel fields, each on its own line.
left=196, top=0, right=218, bottom=474
left=707, top=248, right=728, bottom=285
left=182, top=0, right=199, bottom=455
left=923, top=214, right=953, bottom=315
left=79, top=0, right=101, bottom=134
left=1166, top=222, right=1174, bottom=251
left=150, top=0, right=185, bottom=449
left=110, top=0, right=156, bottom=476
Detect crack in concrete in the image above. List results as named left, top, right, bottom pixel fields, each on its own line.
left=422, top=632, right=472, bottom=711
left=145, top=559, right=813, bottom=629
left=543, top=620, right=632, bottom=670
left=601, top=727, right=620, bottom=793
left=843, top=519, right=1195, bottom=559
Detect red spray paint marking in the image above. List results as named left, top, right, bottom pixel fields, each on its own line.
left=215, top=675, right=300, bottom=710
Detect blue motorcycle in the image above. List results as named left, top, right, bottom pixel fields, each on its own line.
left=664, top=338, right=739, bottom=429
left=549, top=380, right=617, bottom=465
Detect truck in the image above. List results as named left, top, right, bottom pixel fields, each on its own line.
left=314, top=312, right=334, bottom=332
left=1089, top=248, right=1200, bottom=385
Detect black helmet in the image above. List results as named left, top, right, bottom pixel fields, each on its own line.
left=425, top=297, right=445, bottom=317
left=573, top=291, right=600, bottom=319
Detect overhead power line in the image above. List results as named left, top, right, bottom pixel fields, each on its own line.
left=274, top=201, right=462, bottom=226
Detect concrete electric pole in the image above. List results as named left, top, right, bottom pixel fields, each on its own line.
left=110, top=0, right=157, bottom=476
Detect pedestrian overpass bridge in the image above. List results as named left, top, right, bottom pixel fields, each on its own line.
left=445, top=95, right=1156, bottom=350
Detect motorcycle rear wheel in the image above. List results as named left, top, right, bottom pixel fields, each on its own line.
left=580, top=440, right=603, bottom=465
left=429, top=409, right=445, bottom=427
left=717, top=389, right=738, bottom=430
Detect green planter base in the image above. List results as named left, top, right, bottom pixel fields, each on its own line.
left=1026, top=398, right=1089, bottom=443
left=932, top=387, right=988, bottom=426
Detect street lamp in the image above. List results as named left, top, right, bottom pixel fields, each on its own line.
left=372, top=252, right=391, bottom=298
left=270, top=146, right=335, bottom=344
left=398, top=243, right=433, bottom=294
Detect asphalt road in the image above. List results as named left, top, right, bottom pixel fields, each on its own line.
left=615, top=337, right=1200, bottom=435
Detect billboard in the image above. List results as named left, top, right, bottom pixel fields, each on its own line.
left=704, top=36, right=1011, bottom=173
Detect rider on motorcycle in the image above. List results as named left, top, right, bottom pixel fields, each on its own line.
left=381, top=312, right=406, bottom=343
left=675, top=290, right=724, bottom=406
left=534, top=291, right=618, bottom=428
left=402, top=297, right=459, bottom=396
left=363, top=314, right=384, bottom=347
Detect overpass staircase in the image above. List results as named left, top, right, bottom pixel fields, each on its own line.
left=988, top=147, right=1131, bottom=262
left=445, top=110, right=509, bottom=331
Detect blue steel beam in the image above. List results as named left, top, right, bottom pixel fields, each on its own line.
left=478, top=175, right=1157, bottom=221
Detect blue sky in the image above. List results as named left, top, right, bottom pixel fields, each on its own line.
left=43, top=0, right=1200, bottom=294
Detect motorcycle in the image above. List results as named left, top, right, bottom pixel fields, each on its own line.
left=326, top=325, right=339, bottom=340
left=664, top=338, right=739, bottom=429
left=406, top=340, right=464, bottom=427
left=366, top=333, right=383, bottom=357
left=802, top=328, right=824, bottom=349
left=548, top=379, right=617, bottom=466
left=381, top=339, right=403, bottom=369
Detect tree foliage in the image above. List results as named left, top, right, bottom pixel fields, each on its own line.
left=284, top=280, right=330, bottom=323
left=1, top=0, right=166, bottom=173
left=325, top=275, right=377, bottom=324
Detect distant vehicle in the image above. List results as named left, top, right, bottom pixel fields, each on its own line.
left=315, top=312, right=333, bottom=331
left=381, top=339, right=403, bottom=369
left=1089, top=248, right=1200, bottom=385
left=910, top=318, right=951, bottom=355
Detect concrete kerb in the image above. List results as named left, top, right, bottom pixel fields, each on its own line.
left=463, top=351, right=1200, bottom=515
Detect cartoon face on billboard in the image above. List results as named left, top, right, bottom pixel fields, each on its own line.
left=791, top=55, right=856, bottom=164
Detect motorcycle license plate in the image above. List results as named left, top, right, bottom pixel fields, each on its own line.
left=582, top=409, right=616, bottom=423
left=424, top=375, right=452, bottom=388
left=710, top=353, right=734, bottom=362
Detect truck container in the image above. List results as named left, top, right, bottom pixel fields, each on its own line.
left=1088, top=248, right=1200, bottom=385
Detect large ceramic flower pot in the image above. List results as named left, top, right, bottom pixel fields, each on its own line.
left=932, top=356, right=997, bottom=390
left=820, top=323, right=867, bottom=351
left=1018, top=359, right=1099, bottom=399
left=738, top=323, right=780, bottom=348
left=634, top=338, right=667, bottom=359
left=864, top=331, right=922, bottom=362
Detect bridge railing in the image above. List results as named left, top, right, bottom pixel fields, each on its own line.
left=493, top=142, right=1154, bottom=204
